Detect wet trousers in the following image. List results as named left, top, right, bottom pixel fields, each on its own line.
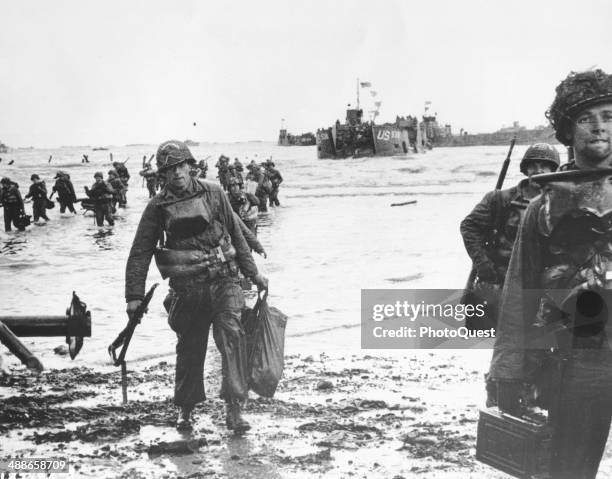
left=59, top=199, right=76, bottom=214
left=168, top=277, right=247, bottom=407
left=3, top=205, right=23, bottom=232
left=549, top=355, right=612, bottom=479
left=256, top=192, right=268, bottom=212
left=32, top=199, right=49, bottom=221
left=269, top=187, right=280, bottom=207
left=94, top=202, right=114, bottom=226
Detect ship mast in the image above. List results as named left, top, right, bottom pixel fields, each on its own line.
left=356, top=78, right=360, bottom=110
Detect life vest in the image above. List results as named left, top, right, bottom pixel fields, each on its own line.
left=154, top=189, right=238, bottom=282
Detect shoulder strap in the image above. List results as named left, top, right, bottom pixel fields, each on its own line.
left=492, top=189, right=505, bottom=236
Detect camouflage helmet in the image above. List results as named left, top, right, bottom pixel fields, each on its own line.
left=520, top=143, right=561, bottom=174
left=156, top=140, right=196, bottom=172
left=94, top=171, right=104, bottom=179
left=546, top=69, right=612, bottom=146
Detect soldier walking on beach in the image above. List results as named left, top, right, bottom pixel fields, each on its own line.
left=227, top=177, right=260, bottom=235
left=108, top=170, right=126, bottom=213
left=139, top=166, right=159, bottom=198
left=124, top=140, right=267, bottom=433
left=84, top=172, right=115, bottom=226
left=52, top=171, right=77, bottom=214
left=246, top=165, right=271, bottom=213
left=25, top=174, right=50, bottom=223
left=264, top=160, right=283, bottom=207
left=490, top=69, right=612, bottom=479
left=112, top=162, right=130, bottom=206
left=0, top=177, right=26, bottom=232
left=216, top=155, right=231, bottom=191
left=461, top=144, right=559, bottom=406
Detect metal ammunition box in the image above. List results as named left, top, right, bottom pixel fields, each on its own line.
left=476, top=407, right=552, bottom=479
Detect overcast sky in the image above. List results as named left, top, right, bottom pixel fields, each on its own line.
left=1, top=0, right=611, bottom=147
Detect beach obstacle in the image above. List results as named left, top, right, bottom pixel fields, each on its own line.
left=0, top=292, right=92, bottom=371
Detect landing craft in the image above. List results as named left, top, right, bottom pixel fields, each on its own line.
left=315, top=80, right=429, bottom=159
left=316, top=106, right=425, bottom=159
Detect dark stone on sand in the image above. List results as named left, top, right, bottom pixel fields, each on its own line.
left=54, top=345, right=69, bottom=356
left=147, top=438, right=207, bottom=456
left=316, top=380, right=333, bottom=390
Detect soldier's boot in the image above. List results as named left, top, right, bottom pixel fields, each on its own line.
left=176, top=406, right=193, bottom=431
left=225, top=400, right=250, bottom=434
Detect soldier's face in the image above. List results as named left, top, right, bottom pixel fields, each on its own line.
left=571, top=103, right=612, bottom=164
left=165, top=162, right=191, bottom=190
left=525, top=161, right=555, bottom=177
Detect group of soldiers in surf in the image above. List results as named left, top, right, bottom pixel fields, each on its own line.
left=0, top=161, right=131, bottom=231
left=215, top=155, right=283, bottom=213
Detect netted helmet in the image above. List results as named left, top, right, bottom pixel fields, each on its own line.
left=156, top=140, right=196, bottom=172
left=546, top=69, right=612, bottom=146
left=520, top=143, right=561, bottom=174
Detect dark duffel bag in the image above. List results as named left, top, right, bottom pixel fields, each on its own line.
left=242, top=289, right=288, bottom=397
left=14, top=212, right=31, bottom=229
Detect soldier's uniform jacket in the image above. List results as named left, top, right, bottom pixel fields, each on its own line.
left=268, top=168, right=283, bottom=186
left=491, top=169, right=612, bottom=381
left=228, top=192, right=259, bottom=217
left=125, top=179, right=258, bottom=302
left=109, top=177, right=126, bottom=197
left=0, top=183, right=24, bottom=207
left=115, top=164, right=130, bottom=183
left=53, top=178, right=76, bottom=201
left=26, top=182, right=48, bottom=201
left=86, top=181, right=114, bottom=202
left=460, top=182, right=531, bottom=276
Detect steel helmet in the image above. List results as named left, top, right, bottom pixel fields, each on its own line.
left=94, top=171, right=104, bottom=179
left=108, top=169, right=117, bottom=177
left=520, top=143, right=560, bottom=174
left=546, top=69, right=612, bottom=146
left=156, top=140, right=196, bottom=172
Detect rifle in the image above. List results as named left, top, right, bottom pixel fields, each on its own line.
left=108, top=283, right=158, bottom=404
left=460, top=136, right=516, bottom=306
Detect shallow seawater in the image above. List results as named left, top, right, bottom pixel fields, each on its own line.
left=0, top=142, right=561, bottom=369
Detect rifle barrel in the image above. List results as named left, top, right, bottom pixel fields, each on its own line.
left=495, top=136, right=517, bottom=190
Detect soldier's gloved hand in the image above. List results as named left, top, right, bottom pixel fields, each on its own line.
left=496, top=380, right=522, bottom=416
left=126, top=300, right=142, bottom=320
left=251, top=273, right=268, bottom=291
left=257, top=248, right=267, bottom=259
left=476, top=261, right=499, bottom=284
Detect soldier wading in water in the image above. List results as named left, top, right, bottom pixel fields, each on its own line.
left=461, top=143, right=559, bottom=405
left=490, top=69, right=612, bottom=479
left=125, top=140, right=268, bottom=432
